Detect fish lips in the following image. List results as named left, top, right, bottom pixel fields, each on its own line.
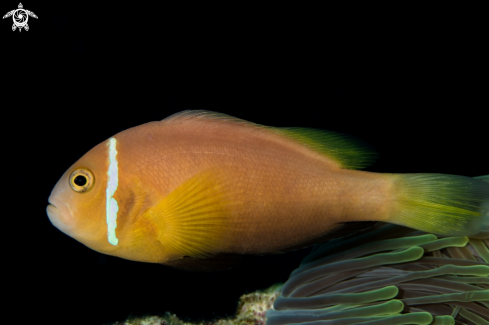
left=46, top=203, right=75, bottom=235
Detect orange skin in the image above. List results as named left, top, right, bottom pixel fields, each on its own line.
left=47, top=112, right=392, bottom=264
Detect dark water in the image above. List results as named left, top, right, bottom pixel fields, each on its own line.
left=3, top=2, right=485, bottom=325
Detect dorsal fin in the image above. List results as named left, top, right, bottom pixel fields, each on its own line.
left=273, top=127, right=378, bottom=169
left=162, top=109, right=261, bottom=127
left=163, top=110, right=378, bottom=169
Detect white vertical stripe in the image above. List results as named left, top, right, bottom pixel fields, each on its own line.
left=106, top=137, right=119, bottom=245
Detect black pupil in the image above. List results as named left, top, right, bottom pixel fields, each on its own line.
left=74, top=175, right=87, bottom=186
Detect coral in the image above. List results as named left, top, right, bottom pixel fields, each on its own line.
left=234, top=283, right=283, bottom=325
left=106, top=283, right=283, bottom=325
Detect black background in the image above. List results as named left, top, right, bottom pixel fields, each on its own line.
left=2, top=2, right=486, bottom=325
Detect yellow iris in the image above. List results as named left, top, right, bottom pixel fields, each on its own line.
left=69, top=168, right=94, bottom=193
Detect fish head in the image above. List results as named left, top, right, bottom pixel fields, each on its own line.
left=47, top=141, right=116, bottom=253
left=46, top=134, right=169, bottom=262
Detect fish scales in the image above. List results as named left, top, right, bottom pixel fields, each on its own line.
left=46, top=110, right=489, bottom=269
left=112, top=115, right=391, bottom=254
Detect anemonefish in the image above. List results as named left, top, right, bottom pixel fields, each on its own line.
left=47, top=110, right=489, bottom=270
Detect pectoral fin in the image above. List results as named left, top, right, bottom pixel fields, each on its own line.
left=141, top=169, right=233, bottom=260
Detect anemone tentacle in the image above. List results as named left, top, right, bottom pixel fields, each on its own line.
left=267, top=176, right=489, bottom=325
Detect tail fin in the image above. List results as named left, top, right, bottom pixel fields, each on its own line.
left=475, top=175, right=489, bottom=183
left=386, top=174, right=489, bottom=236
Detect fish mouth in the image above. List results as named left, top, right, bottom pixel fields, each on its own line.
left=47, top=197, right=75, bottom=221
left=46, top=204, right=59, bottom=214
left=46, top=203, right=60, bottom=222
left=46, top=203, right=73, bottom=234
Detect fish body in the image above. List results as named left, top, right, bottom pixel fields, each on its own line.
left=47, top=111, right=489, bottom=269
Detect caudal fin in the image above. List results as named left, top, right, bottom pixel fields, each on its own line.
left=386, top=174, right=489, bottom=236
left=475, top=175, right=489, bottom=183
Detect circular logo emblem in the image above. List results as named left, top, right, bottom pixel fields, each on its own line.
left=13, top=9, right=28, bottom=27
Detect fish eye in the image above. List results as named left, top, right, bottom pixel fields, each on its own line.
left=69, top=168, right=94, bottom=193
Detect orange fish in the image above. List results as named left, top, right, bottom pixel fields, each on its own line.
left=46, top=110, right=489, bottom=270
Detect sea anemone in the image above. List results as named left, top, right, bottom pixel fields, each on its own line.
left=266, top=175, right=489, bottom=325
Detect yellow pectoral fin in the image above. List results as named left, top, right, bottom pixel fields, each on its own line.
left=141, top=169, right=233, bottom=260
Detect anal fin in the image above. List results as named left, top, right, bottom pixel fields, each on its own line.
left=269, top=221, right=378, bottom=253
left=163, top=253, right=241, bottom=272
